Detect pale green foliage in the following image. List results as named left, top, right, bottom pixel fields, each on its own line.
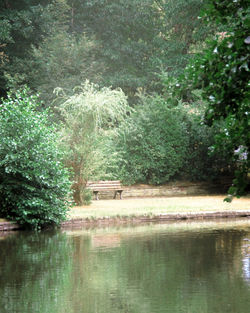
left=57, top=81, right=130, bottom=205
left=57, top=81, right=129, bottom=130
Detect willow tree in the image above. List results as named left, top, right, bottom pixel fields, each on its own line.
left=56, top=81, right=130, bottom=205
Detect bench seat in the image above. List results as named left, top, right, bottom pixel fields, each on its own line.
left=86, top=180, right=123, bottom=200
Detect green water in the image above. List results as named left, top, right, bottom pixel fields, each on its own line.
left=0, top=220, right=250, bottom=313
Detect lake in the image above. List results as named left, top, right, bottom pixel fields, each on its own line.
left=0, top=219, right=250, bottom=313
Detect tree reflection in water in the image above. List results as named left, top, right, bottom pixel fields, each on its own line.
left=0, top=231, right=73, bottom=313
left=0, top=222, right=250, bottom=313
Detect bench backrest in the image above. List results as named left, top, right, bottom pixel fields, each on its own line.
left=86, top=180, right=122, bottom=191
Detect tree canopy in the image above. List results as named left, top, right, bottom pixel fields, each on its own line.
left=0, top=0, right=210, bottom=102
left=187, top=0, right=249, bottom=198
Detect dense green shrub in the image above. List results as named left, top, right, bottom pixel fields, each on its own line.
left=105, top=93, right=233, bottom=185
left=82, top=189, right=93, bottom=205
left=0, top=90, right=71, bottom=229
left=181, top=104, right=235, bottom=181
left=108, top=95, right=189, bottom=185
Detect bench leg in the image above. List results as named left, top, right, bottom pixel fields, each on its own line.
left=94, top=191, right=99, bottom=200
left=119, top=191, right=123, bottom=199
left=114, top=191, right=123, bottom=199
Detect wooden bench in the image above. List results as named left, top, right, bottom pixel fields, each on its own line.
left=86, top=180, right=123, bottom=200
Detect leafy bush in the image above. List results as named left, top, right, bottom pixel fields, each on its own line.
left=105, top=92, right=233, bottom=185
left=0, top=90, right=71, bottom=229
left=108, top=95, right=189, bottom=185
left=181, top=104, right=235, bottom=181
left=82, top=189, right=93, bottom=205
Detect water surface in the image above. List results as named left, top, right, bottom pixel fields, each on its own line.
left=0, top=219, right=250, bottom=313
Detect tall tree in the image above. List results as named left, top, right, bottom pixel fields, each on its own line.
left=1, top=0, right=210, bottom=103
left=187, top=0, right=249, bottom=198
left=5, top=31, right=105, bottom=106
left=74, top=0, right=209, bottom=99
left=0, top=0, right=70, bottom=97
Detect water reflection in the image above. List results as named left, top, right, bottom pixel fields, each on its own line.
left=0, top=231, right=73, bottom=313
left=242, top=238, right=250, bottom=284
left=0, top=220, right=250, bottom=313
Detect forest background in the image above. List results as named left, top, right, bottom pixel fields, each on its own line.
left=0, top=0, right=249, bottom=228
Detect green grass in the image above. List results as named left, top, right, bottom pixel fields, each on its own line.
left=69, top=195, right=250, bottom=220
left=1, top=196, right=249, bottom=225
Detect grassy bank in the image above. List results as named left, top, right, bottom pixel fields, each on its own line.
left=69, top=195, right=250, bottom=220
left=1, top=195, right=249, bottom=230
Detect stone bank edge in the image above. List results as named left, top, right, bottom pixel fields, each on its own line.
left=2, top=211, right=250, bottom=231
